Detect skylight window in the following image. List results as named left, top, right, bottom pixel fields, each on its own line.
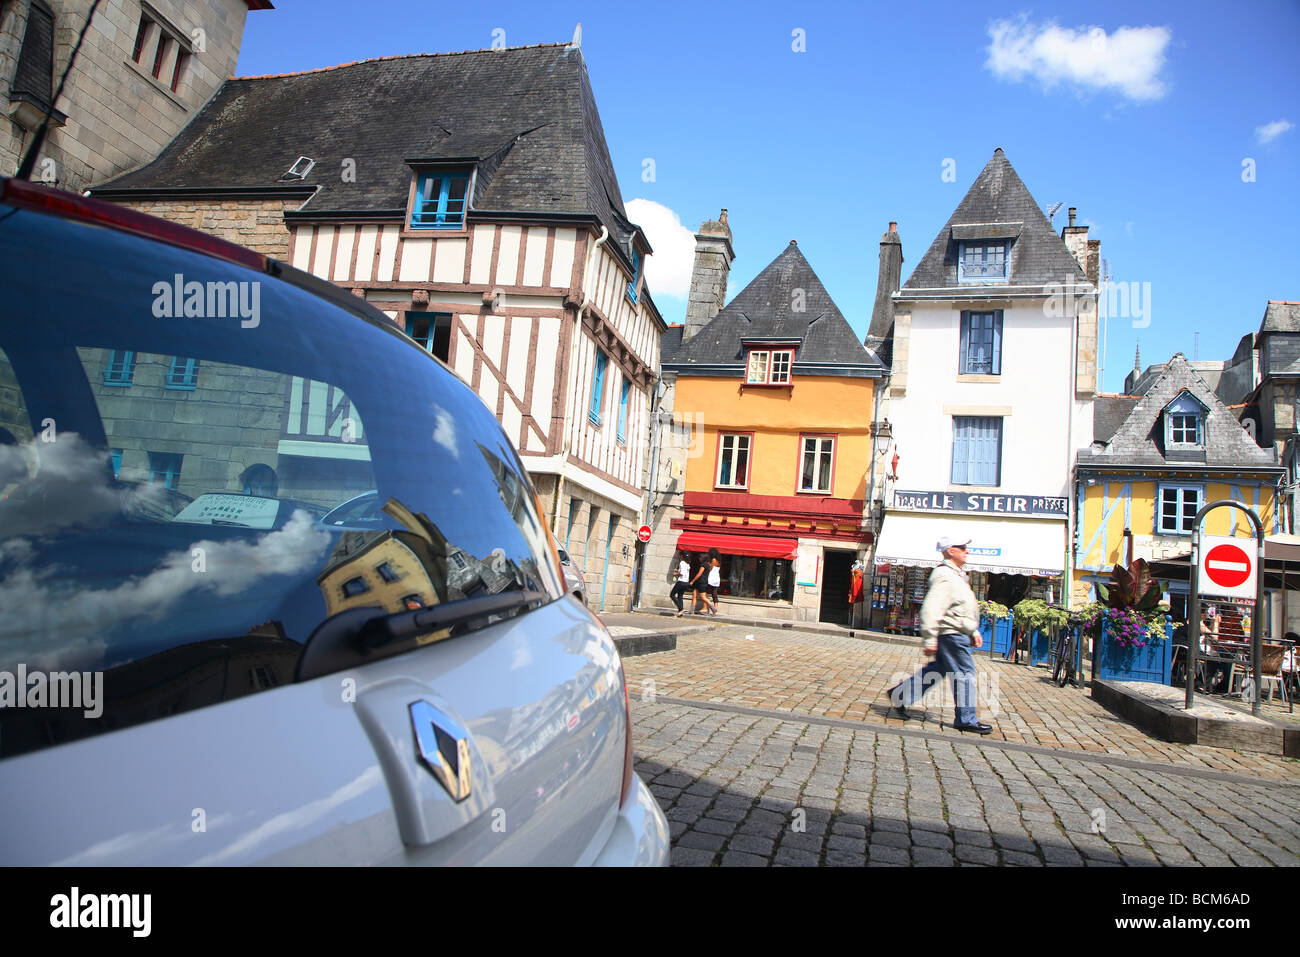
left=283, top=156, right=315, bottom=180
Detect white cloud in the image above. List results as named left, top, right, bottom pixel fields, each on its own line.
left=1256, top=119, right=1294, bottom=145
left=986, top=18, right=1171, bottom=101
left=624, top=198, right=696, bottom=300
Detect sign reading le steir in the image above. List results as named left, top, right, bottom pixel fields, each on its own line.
left=893, top=489, right=1068, bottom=519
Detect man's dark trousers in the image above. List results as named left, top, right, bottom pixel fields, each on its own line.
left=896, top=633, right=978, bottom=725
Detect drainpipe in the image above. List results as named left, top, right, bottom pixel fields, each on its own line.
left=552, top=225, right=608, bottom=535
left=863, top=372, right=891, bottom=629
left=633, top=374, right=664, bottom=610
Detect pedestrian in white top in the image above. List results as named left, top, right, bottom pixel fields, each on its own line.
left=670, top=551, right=693, bottom=617
left=699, top=549, right=722, bottom=616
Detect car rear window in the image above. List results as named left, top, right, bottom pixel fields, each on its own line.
left=0, top=207, right=565, bottom=759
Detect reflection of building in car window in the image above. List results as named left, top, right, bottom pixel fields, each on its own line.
left=240, top=464, right=278, bottom=497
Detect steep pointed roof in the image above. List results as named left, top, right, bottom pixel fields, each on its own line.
left=1078, top=353, right=1278, bottom=470
left=665, top=242, right=884, bottom=377
left=901, top=149, right=1087, bottom=293
left=90, top=44, right=643, bottom=264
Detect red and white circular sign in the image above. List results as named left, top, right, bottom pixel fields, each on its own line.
left=1205, top=543, right=1251, bottom=589
left=1199, top=536, right=1258, bottom=600
left=637, top=525, right=652, bottom=544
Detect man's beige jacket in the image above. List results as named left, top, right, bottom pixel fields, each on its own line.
left=918, top=559, right=980, bottom=653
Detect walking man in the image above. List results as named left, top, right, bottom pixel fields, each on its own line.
left=885, top=534, right=992, bottom=734
left=670, top=551, right=693, bottom=617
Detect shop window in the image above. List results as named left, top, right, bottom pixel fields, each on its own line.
left=799, top=435, right=834, bottom=493
left=716, top=433, right=751, bottom=489
left=959, top=311, right=1002, bottom=375
left=951, top=416, right=1001, bottom=486
left=722, top=554, right=793, bottom=601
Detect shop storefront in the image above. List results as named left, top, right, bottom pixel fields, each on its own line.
left=872, top=509, right=1066, bottom=634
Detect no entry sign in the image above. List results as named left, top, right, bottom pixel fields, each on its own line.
left=637, top=525, right=652, bottom=544
left=1198, top=535, right=1258, bottom=600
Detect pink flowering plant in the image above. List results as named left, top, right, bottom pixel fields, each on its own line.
left=1083, top=558, right=1170, bottom=647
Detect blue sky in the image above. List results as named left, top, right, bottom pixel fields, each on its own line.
left=236, top=1, right=1298, bottom=393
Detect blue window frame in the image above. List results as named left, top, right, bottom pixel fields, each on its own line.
left=405, top=313, right=452, bottom=361
left=148, top=451, right=183, bottom=490
left=959, top=311, right=1002, bottom=375
left=103, top=350, right=136, bottom=386
left=110, top=449, right=122, bottom=479
left=1164, top=393, right=1204, bottom=447
left=589, top=350, right=607, bottom=426
left=951, top=416, right=1002, bottom=486
left=958, top=242, right=1008, bottom=282
left=166, top=356, right=199, bottom=389
left=626, top=248, right=641, bottom=303
left=616, top=377, right=631, bottom=443
left=410, top=172, right=469, bottom=229
left=1157, top=484, right=1203, bottom=535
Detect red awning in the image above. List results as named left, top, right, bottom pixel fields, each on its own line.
left=676, top=532, right=797, bottom=560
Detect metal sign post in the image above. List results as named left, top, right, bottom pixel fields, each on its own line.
left=1186, top=501, right=1265, bottom=716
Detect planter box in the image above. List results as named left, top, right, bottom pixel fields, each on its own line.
left=1095, top=617, right=1173, bottom=684
left=980, top=613, right=1015, bottom=656
left=1030, top=627, right=1052, bottom=666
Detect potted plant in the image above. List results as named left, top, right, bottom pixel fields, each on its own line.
left=978, top=599, right=1014, bottom=656
left=1013, top=599, right=1070, bottom=666
left=1090, top=559, right=1174, bottom=684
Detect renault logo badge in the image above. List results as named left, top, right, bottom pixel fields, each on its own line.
left=410, top=701, right=472, bottom=802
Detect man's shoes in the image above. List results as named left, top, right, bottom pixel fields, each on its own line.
left=884, top=684, right=910, bottom=720
left=951, top=721, right=993, bottom=735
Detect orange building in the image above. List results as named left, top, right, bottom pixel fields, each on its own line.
left=659, top=240, right=887, bottom=625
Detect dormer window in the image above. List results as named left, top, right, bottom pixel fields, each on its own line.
left=410, top=171, right=470, bottom=229
left=1164, top=392, right=1206, bottom=448
left=745, top=347, right=794, bottom=385
left=958, top=241, right=1008, bottom=282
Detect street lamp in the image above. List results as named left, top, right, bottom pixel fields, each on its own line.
left=872, top=418, right=893, bottom=457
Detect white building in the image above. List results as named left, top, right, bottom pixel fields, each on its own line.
left=872, top=149, right=1100, bottom=618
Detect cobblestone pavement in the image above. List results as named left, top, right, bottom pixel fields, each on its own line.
left=621, top=625, right=1300, bottom=780
left=633, top=698, right=1300, bottom=867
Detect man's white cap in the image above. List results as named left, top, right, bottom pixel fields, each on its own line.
left=936, top=535, right=971, bottom=553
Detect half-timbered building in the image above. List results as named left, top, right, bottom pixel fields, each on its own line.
left=90, top=38, right=664, bottom=612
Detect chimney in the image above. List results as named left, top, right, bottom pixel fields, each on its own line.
left=1060, top=207, right=1097, bottom=283
left=867, top=222, right=903, bottom=346
left=683, top=209, right=735, bottom=341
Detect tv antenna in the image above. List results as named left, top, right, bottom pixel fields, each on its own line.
left=1046, top=202, right=1064, bottom=225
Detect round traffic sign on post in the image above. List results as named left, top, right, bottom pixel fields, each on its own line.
left=637, top=525, right=652, bottom=544
left=1197, top=535, right=1257, bottom=600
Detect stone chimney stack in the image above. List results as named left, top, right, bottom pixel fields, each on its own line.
left=868, top=222, right=903, bottom=347
left=683, top=209, right=735, bottom=341
left=1061, top=206, right=1100, bottom=285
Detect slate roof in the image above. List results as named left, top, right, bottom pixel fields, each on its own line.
left=900, top=149, right=1087, bottom=293
left=1078, top=354, right=1278, bottom=470
left=660, top=325, right=685, bottom=364
left=1092, top=395, right=1140, bottom=445
left=92, top=43, right=644, bottom=263
left=1260, top=301, right=1300, bottom=334
left=664, top=242, right=884, bottom=377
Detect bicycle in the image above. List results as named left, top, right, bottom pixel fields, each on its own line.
left=1051, top=626, right=1075, bottom=687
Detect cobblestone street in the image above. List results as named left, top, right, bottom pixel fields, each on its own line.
left=622, top=622, right=1300, bottom=866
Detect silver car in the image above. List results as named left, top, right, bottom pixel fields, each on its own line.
left=556, top=547, right=588, bottom=606
left=0, top=178, right=668, bottom=866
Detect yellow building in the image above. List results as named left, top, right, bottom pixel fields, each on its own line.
left=660, top=241, right=887, bottom=625
left=1076, top=354, right=1283, bottom=627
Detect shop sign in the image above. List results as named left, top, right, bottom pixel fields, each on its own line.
left=893, top=489, right=1067, bottom=518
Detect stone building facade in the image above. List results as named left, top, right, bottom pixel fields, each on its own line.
left=1, top=0, right=269, bottom=191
